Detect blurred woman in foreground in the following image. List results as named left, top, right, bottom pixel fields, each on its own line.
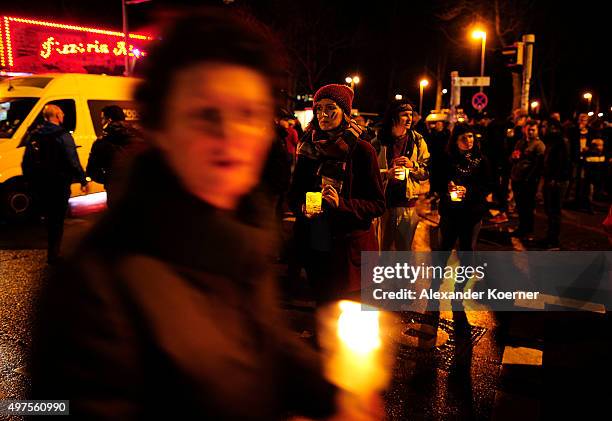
left=31, top=9, right=338, bottom=419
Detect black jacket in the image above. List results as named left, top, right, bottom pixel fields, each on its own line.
left=21, top=120, right=86, bottom=184
left=543, top=134, right=571, bottom=182
left=87, top=121, right=142, bottom=185
left=32, top=150, right=336, bottom=420
left=435, top=149, right=492, bottom=223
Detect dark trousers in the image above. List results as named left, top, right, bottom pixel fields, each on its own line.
left=33, top=178, right=71, bottom=261
left=430, top=216, right=481, bottom=312
left=543, top=181, right=568, bottom=243
left=439, top=215, right=482, bottom=252
left=493, top=170, right=510, bottom=212
left=512, top=180, right=538, bottom=234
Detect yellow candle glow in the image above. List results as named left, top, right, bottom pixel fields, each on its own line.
left=318, top=300, right=393, bottom=398
left=337, top=300, right=381, bottom=354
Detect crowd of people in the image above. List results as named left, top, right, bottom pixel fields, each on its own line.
left=274, top=101, right=611, bottom=255
left=16, top=5, right=609, bottom=419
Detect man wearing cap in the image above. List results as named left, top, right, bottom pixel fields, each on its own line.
left=288, top=84, right=385, bottom=303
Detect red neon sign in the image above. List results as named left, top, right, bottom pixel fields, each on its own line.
left=0, top=16, right=152, bottom=74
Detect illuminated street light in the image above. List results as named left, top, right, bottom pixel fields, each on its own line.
left=419, top=79, right=429, bottom=115
left=597, top=113, right=604, bottom=118
left=583, top=92, right=593, bottom=110
left=471, top=30, right=486, bottom=40
left=395, top=94, right=403, bottom=100
left=471, top=29, right=487, bottom=93
left=587, top=111, right=594, bottom=117
left=531, top=100, right=540, bottom=109
left=345, top=75, right=360, bottom=90
left=442, top=88, right=448, bottom=94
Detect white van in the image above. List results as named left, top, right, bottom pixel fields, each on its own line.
left=0, top=73, right=140, bottom=218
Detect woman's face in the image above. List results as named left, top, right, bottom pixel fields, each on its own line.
left=314, top=98, right=343, bottom=131
left=153, top=62, right=274, bottom=209
left=392, top=109, right=412, bottom=136
left=457, top=132, right=474, bottom=151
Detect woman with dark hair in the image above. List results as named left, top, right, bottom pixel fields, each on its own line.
left=435, top=125, right=492, bottom=251
left=31, top=8, right=338, bottom=419
left=288, top=84, right=385, bottom=303
left=377, top=100, right=430, bottom=251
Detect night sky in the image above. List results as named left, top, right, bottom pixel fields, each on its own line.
left=4, top=0, right=609, bottom=120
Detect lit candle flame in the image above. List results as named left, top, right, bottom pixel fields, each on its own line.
left=337, top=300, right=381, bottom=354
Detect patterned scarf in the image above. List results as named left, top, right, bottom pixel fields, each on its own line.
left=453, top=150, right=482, bottom=179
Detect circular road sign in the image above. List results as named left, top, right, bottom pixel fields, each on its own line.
left=472, top=92, right=488, bottom=111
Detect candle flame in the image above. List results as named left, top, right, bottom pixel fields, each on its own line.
left=337, top=300, right=381, bottom=354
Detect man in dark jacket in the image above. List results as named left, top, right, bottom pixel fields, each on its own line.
left=87, top=105, right=143, bottom=206
left=21, top=104, right=87, bottom=263
left=510, top=120, right=545, bottom=239
left=538, top=120, right=571, bottom=249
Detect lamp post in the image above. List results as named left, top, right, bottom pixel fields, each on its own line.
left=471, top=30, right=487, bottom=93
left=419, top=79, right=429, bottom=116
left=583, top=92, right=593, bottom=110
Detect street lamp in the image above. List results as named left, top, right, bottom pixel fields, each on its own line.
left=471, top=29, right=487, bottom=93
left=395, top=94, right=403, bottom=100
left=345, top=75, right=360, bottom=90
left=442, top=88, right=448, bottom=94
left=419, top=79, right=429, bottom=116
left=583, top=92, right=593, bottom=110
left=587, top=111, right=594, bottom=117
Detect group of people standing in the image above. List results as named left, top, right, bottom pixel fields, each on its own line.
left=18, top=5, right=609, bottom=418
left=278, top=91, right=610, bottom=304
left=277, top=87, right=497, bottom=304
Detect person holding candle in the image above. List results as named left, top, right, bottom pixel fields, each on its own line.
left=435, top=124, right=492, bottom=252
left=31, top=8, right=341, bottom=419
left=288, top=84, right=385, bottom=303
left=377, top=100, right=431, bottom=252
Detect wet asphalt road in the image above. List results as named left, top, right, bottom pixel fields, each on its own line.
left=0, top=202, right=610, bottom=420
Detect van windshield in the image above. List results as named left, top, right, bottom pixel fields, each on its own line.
left=0, top=97, right=39, bottom=138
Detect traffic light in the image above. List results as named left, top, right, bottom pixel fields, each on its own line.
left=502, top=42, right=524, bottom=69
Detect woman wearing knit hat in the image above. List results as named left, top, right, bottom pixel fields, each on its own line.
left=288, top=84, right=385, bottom=303
left=377, top=99, right=431, bottom=252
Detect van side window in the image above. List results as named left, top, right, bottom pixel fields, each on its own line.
left=34, top=99, right=77, bottom=133
left=87, top=100, right=139, bottom=137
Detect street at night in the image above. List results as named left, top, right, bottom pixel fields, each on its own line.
left=1, top=201, right=611, bottom=419
left=0, top=0, right=610, bottom=420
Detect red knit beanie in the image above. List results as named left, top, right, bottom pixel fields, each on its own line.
left=313, top=84, right=354, bottom=116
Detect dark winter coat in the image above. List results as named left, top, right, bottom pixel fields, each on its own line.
left=436, top=148, right=492, bottom=224
left=510, top=138, right=546, bottom=183
left=20, top=120, right=86, bottom=185
left=31, top=150, right=336, bottom=420
left=288, top=124, right=385, bottom=294
left=543, top=134, right=571, bottom=182
left=86, top=121, right=143, bottom=185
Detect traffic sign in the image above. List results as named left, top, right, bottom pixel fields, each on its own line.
left=472, top=92, right=488, bottom=110
left=452, top=76, right=491, bottom=87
